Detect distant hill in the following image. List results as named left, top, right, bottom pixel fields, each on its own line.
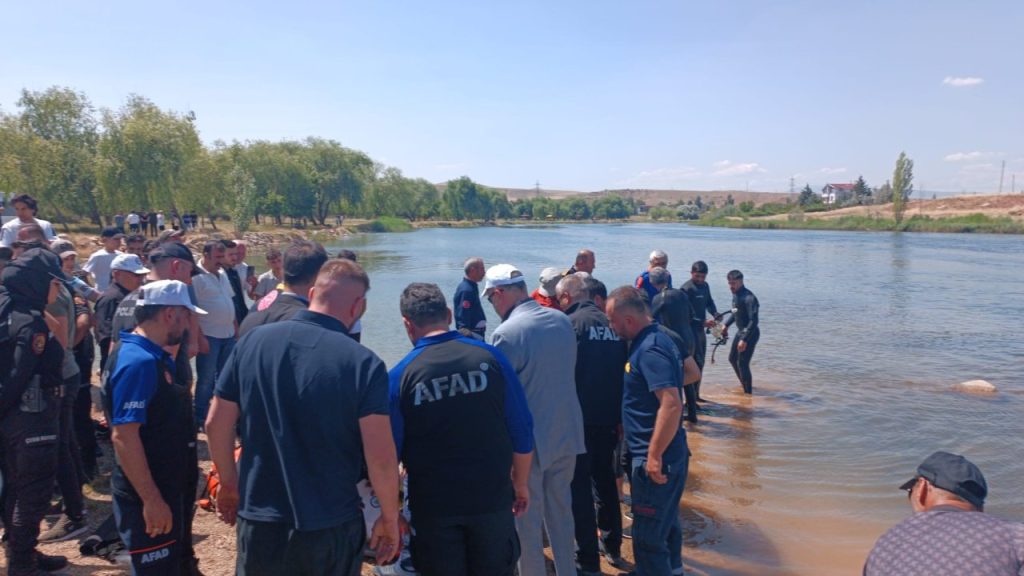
left=476, top=185, right=797, bottom=206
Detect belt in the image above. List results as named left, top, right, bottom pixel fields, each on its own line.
left=43, top=387, right=64, bottom=399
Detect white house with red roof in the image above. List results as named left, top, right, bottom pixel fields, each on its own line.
left=822, top=183, right=856, bottom=205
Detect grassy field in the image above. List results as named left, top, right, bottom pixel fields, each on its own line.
left=694, top=212, right=1024, bottom=234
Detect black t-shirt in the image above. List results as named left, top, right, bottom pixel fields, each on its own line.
left=238, top=293, right=307, bottom=337
left=565, top=301, right=628, bottom=427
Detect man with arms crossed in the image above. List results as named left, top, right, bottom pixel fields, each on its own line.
left=206, top=259, right=402, bottom=575
left=389, top=282, right=533, bottom=576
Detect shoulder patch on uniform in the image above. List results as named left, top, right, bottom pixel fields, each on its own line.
left=257, top=290, right=279, bottom=311
left=462, top=300, right=471, bottom=309
left=32, top=333, right=46, bottom=355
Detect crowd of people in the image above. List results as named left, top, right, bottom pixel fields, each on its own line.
left=1, top=191, right=1022, bottom=576
left=109, top=210, right=201, bottom=238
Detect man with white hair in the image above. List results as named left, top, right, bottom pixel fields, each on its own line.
left=635, top=249, right=672, bottom=300
left=453, top=256, right=487, bottom=339
left=484, top=264, right=585, bottom=576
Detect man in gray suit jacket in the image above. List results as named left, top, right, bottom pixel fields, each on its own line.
left=484, top=263, right=587, bottom=576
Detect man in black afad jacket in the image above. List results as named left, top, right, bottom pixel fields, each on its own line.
left=724, top=270, right=760, bottom=394
left=0, top=248, right=70, bottom=576
left=555, top=274, right=629, bottom=572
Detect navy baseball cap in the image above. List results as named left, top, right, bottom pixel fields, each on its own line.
left=900, top=451, right=988, bottom=509
left=100, top=227, right=124, bottom=239
left=148, top=243, right=199, bottom=275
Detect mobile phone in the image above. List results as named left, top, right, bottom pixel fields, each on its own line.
left=246, top=265, right=255, bottom=278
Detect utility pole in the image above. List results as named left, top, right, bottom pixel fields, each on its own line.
left=789, top=176, right=795, bottom=195
left=534, top=180, right=541, bottom=198
left=1012, top=173, right=1016, bottom=194
left=998, top=160, right=1006, bottom=194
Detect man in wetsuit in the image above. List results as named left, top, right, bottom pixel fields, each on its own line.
left=681, top=260, right=718, bottom=403
left=453, top=257, right=487, bottom=339
left=724, top=270, right=759, bottom=395
left=0, top=248, right=71, bottom=576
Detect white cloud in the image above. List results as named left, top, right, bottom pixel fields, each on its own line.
left=712, top=160, right=765, bottom=177
left=944, top=151, right=984, bottom=162
left=618, top=166, right=701, bottom=187
left=818, top=167, right=847, bottom=175
left=943, top=76, right=984, bottom=87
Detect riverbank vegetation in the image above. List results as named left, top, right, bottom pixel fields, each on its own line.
left=0, top=86, right=644, bottom=232
left=695, top=212, right=1024, bottom=234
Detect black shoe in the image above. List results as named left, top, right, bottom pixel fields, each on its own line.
left=35, top=551, right=69, bottom=571
left=685, top=413, right=698, bottom=423
left=603, top=552, right=628, bottom=569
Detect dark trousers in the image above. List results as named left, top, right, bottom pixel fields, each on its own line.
left=728, top=329, right=760, bottom=394
left=74, top=354, right=98, bottom=474
left=630, top=451, right=688, bottom=576
left=571, top=425, right=622, bottom=570
left=412, top=509, right=519, bottom=576
left=683, top=384, right=698, bottom=422
left=691, top=323, right=707, bottom=399
left=99, top=337, right=113, bottom=378
left=113, top=491, right=186, bottom=576
left=236, top=516, right=364, bottom=576
left=56, top=376, right=85, bottom=519
left=1, top=394, right=60, bottom=567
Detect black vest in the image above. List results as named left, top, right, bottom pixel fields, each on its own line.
left=103, top=343, right=194, bottom=501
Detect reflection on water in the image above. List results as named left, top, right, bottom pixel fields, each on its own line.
left=325, top=224, right=1024, bottom=576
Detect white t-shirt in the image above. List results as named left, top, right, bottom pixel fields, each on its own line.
left=126, top=213, right=140, bottom=225
left=82, top=248, right=123, bottom=292
left=0, top=218, right=57, bottom=248
left=156, top=213, right=165, bottom=227
left=192, top=267, right=237, bottom=339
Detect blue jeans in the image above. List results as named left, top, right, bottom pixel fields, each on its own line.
left=194, top=336, right=235, bottom=428
left=631, top=450, right=688, bottom=576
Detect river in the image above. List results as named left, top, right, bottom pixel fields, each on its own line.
left=326, top=223, right=1024, bottom=575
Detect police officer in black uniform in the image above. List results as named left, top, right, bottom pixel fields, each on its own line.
left=681, top=260, right=719, bottom=402
left=0, top=248, right=69, bottom=576
left=724, top=270, right=760, bottom=395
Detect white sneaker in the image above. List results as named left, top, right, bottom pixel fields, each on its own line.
left=374, top=556, right=418, bottom=575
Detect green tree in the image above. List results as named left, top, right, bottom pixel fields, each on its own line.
left=852, top=175, right=871, bottom=204
left=228, top=164, right=257, bottom=232
left=15, top=87, right=101, bottom=225
left=96, top=95, right=203, bottom=217
left=303, top=138, right=373, bottom=225
left=725, top=194, right=735, bottom=206
left=798, top=184, right=816, bottom=206
left=891, top=152, right=914, bottom=224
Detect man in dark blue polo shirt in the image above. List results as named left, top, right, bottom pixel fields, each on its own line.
left=389, top=282, right=533, bottom=576
left=453, top=257, right=486, bottom=339
left=606, top=286, right=696, bottom=576
left=102, top=280, right=206, bottom=576
left=205, top=259, right=402, bottom=576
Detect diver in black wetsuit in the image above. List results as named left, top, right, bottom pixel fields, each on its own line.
left=681, top=260, right=718, bottom=402
left=724, top=269, right=759, bottom=394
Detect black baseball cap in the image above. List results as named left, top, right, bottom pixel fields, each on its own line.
left=100, top=227, right=125, bottom=239
left=148, top=243, right=199, bottom=275
left=900, top=451, right=988, bottom=509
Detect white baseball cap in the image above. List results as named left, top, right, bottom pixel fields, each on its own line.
left=481, top=264, right=526, bottom=298
left=111, top=253, right=150, bottom=275
left=136, top=279, right=207, bottom=315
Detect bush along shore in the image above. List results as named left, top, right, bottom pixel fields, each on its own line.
left=693, top=213, right=1024, bottom=234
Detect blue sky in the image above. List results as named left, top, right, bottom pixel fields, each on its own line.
left=2, top=0, right=1021, bottom=195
